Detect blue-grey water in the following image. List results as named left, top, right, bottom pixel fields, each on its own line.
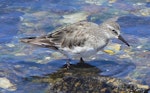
left=0, top=0, right=150, bottom=92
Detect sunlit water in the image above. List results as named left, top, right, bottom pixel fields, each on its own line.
left=0, top=0, right=150, bottom=92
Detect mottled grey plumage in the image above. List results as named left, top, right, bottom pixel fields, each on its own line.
left=20, top=18, right=129, bottom=61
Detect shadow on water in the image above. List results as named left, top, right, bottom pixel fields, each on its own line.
left=88, top=60, right=136, bottom=77
left=45, top=59, right=136, bottom=78
left=1, top=59, right=135, bottom=77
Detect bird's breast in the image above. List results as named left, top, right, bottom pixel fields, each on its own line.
left=96, top=38, right=109, bottom=51
left=59, top=45, right=97, bottom=58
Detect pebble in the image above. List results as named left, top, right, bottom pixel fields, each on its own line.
left=22, top=22, right=35, bottom=27
left=51, top=52, right=64, bottom=59
left=119, top=54, right=131, bottom=59
left=137, top=45, right=143, bottom=49
left=5, top=44, right=15, bottom=48
left=44, top=56, right=51, bottom=60
left=85, top=0, right=105, bottom=5
left=109, top=0, right=117, bottom=3
left=103, top=43, right=121, bottom=55
left=15, top=53, right=26, bottom=56
left=0, top=77, right=16, bottom=91
left=137, top=84, right=149, bottom=89
left=140, top=8, right=150, bottom=16
left=103, top=50, right=115, bottom=55
left=60, top=12, right=89, bottom=24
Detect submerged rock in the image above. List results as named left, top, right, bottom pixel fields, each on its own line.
left=0, top=77, right=16, bottom=91
left=85, top=0, right=106, bottom=5
left=139, top=8, right=150, bottom=16
left=60, top=12, right=89, bottom=24
left=103, top=43, right=121, bottom=55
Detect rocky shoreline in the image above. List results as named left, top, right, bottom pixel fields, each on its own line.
left=29, top=63, right=150, bottom=93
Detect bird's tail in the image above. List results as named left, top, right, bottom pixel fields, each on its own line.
left=20, top=37, right=37, bottom=43
left=20, top=36, right=57, bottom=49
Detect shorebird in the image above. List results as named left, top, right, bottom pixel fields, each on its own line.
left=20, top=18, right=130, bottom=68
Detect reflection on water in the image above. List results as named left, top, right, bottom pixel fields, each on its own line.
left=0, top=0, right=150, bottom=92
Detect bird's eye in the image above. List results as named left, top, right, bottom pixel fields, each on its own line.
left=112, top=30, right=115, bottom=32
left=112, top=30, right=118, bottom=35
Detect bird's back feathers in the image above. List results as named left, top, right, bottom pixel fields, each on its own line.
left=20, top=21, right=97, bottom=50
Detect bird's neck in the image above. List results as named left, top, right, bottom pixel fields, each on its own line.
left=99, top=24, right=112, bottom=39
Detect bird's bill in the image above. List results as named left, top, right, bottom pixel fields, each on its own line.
left=118, top=35, right=130, bottom=46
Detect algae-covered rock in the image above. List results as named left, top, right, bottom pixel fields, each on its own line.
left=28, top=63, right=149, bottom=93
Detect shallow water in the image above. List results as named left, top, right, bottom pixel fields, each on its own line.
left=0, top=0, right=150, bottom=92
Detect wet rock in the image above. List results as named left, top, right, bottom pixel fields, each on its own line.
left=29, top=63, right=149, bottom=93
left=0, top=77, right=16, bottom=91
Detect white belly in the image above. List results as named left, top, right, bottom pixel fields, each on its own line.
left=59, top=46, right=98, bottom=59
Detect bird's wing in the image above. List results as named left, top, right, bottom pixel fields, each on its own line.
left=47, top=21, right=96, bottom=48
left=20, top=36, right=59, bottom=50
left=20, top=21, right=98, bottom=50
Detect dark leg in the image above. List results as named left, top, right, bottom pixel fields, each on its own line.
left=66, top=59, right=71, bottom=69
left=80, top=57, right=84, bottom=63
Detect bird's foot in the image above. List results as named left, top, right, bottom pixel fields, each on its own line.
left=79, top=57, right=85, bottom=63
left=66, top=61, right=71, bottom=69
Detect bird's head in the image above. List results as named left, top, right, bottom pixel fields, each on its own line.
left=103, top=21, right=130, bottom=47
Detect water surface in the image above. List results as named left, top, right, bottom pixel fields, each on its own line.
left=0, top=0, right=150, bottom=92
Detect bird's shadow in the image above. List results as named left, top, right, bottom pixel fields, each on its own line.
left=22, top=59, right=135, bottom=86
left=45, top=59, right=136, bottom=77
left=87, top=60, right=135, bottom=77
left=9, top=58, right=135, bottom=78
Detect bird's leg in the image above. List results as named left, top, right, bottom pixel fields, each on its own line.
left=80, top=57, right=84, bottom=63
left=66, top=59, right=71, bottom=69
